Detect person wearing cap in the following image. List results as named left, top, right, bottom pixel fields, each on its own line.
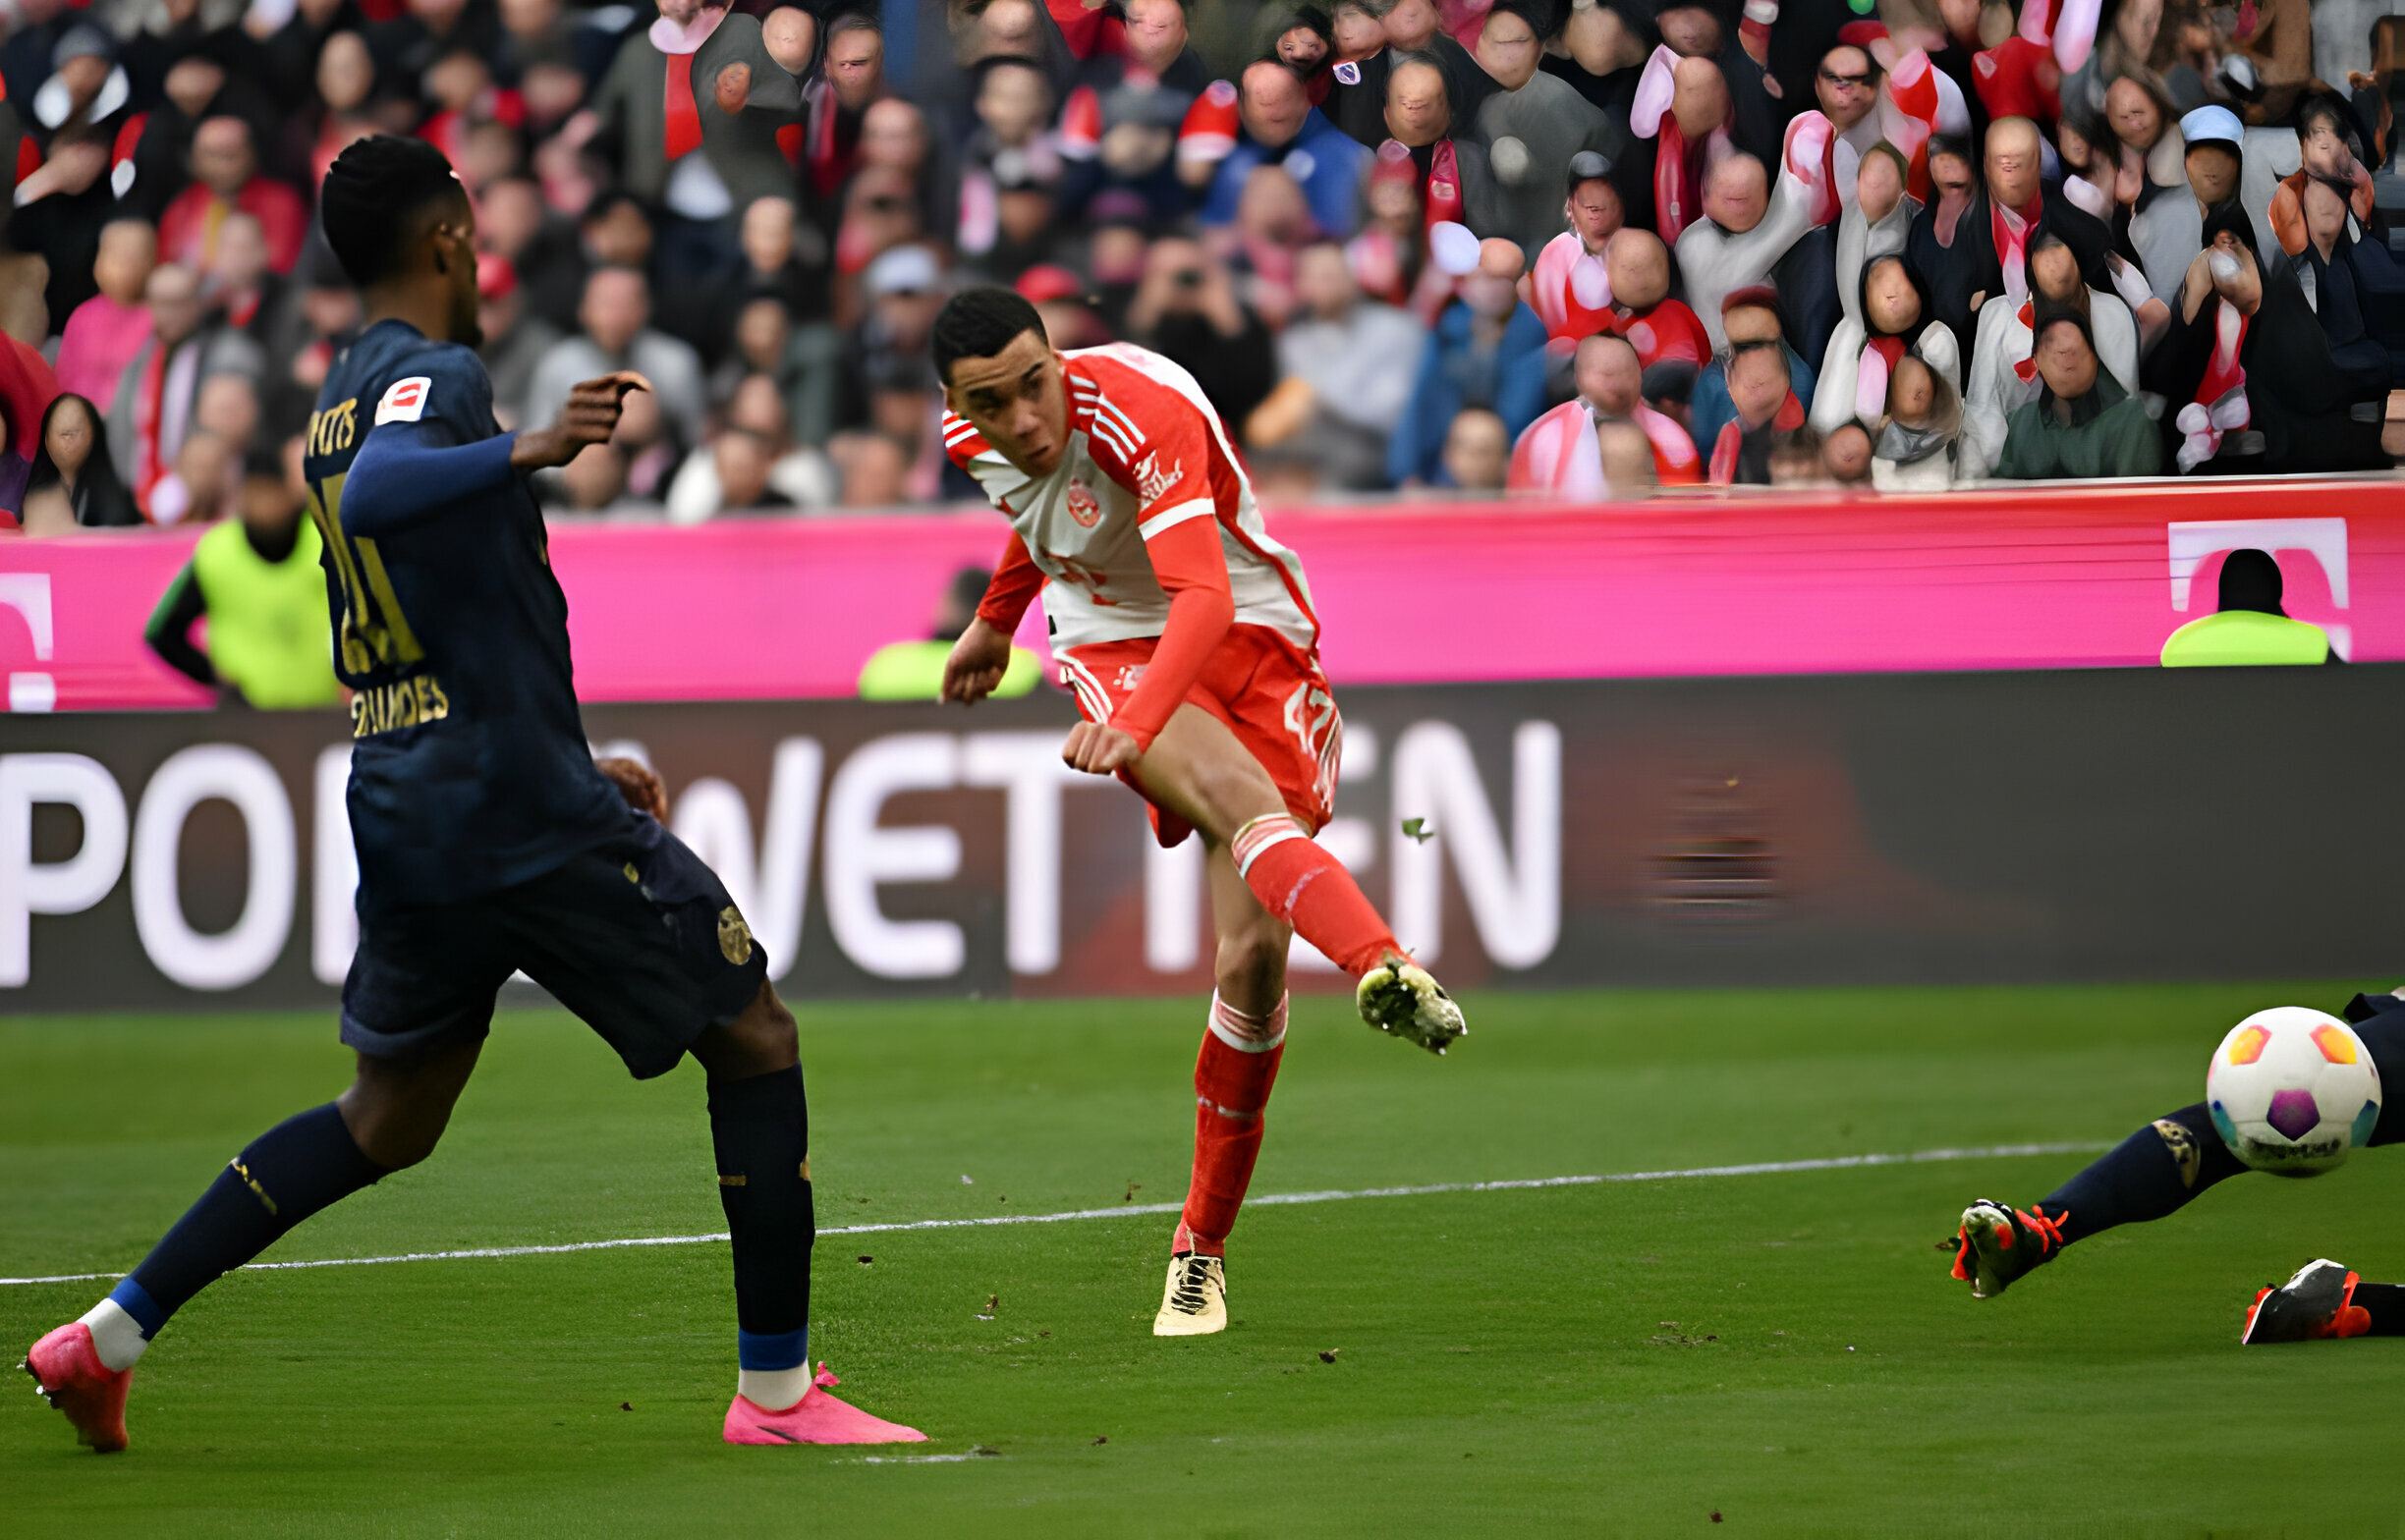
left=1469, top=0, right=1624, bottom=261
left=1201, top=59, right=1372, bottom=240
left=1016, top=263, right=1110, bottom=350
left=2159, top=548, right=2335, bottom=667
left=2177, top=103, right=2249, bottom=243
left=1528, top=149, right=1623, bottom=346
left=843, top=242, right=949, bottom=450
left=31, top=22, right=130, bottom=141
left=1689, top=285, right=1819, bottom=456
left=1995, top=305, right=2160, bottom=479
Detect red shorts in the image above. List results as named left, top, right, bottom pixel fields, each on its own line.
left=1057, top=624, right=1341, bottom=848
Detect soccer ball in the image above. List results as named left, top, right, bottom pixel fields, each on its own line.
left=2206, top=1008, right=2382, bottom=1177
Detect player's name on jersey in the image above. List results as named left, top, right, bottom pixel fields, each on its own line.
left=350, top=674, right=450, bottom=739
left=307, top=397, right=360, bottom=459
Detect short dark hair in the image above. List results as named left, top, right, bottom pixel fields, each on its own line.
left=2296, top=90, right=2354, bottom=145
left=1728, top=337, right=1789, bottom=375
left=826, top=10, right=882, bottom=39
left=320, top=135, right=467, bottom=289
left=932, top=287, right=1044, bottom=384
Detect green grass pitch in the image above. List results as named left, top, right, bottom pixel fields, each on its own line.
left=8, top=984, right=2405, bottom=1537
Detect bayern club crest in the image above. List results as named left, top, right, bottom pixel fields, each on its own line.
left=1065, top=476, right=1102, bottom=527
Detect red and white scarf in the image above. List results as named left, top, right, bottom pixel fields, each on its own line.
left=1991, top=192, right=2041, bottom=302
left=2175, top=304, right=2251, bottom=471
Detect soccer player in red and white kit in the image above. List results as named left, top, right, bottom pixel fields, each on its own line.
left=933, top=287, right=1467, bottom=1336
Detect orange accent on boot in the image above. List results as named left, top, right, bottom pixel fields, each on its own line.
left=2015, top=1207, right=2068, bottom=1253
left=2245, top=1288, right=2270, bottom=1340
left=1951, top=1232, right=1974, bottom=1281
left=2318, top=1272, right=2373, bottom=1340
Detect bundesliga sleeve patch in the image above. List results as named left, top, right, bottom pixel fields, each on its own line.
left=375, top=376, right=433, bottom=424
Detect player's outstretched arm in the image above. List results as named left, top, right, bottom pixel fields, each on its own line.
left=343, top=372, right=653, bottom=537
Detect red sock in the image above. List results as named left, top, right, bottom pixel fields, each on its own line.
left=1228, top=814, right=1400, bottom=978
left=1177, top=993, right=1287, bottom=1257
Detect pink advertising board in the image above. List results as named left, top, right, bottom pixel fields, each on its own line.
left=1, top=477, right=2396, bottom=711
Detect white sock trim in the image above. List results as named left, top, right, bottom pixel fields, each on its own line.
left=1229, top=813, right=1308, bottom=878
left=79, top=1298, right=148, bottom=1372
left=738, top=1365, right=812, bottom=1413
left=1208, top=991, right=1289, bottom=1053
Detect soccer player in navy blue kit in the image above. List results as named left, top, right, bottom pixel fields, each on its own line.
left=21, top=137, right=921, bottom=1452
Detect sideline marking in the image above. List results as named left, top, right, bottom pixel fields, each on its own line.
left=0, top=1140, right=2103, bottom=1288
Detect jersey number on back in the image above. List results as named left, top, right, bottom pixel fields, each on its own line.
left=306, top=470, right=425, bottom=675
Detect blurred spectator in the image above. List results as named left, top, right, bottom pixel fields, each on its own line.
left=1253, top=239, right=1423, bottom=488
left=1386, top=260, right=1545, bottom=485
left=1201, top=59, right=1373, bottom=239
left=143, top=463, right=341, bottom=707
left=1870, top=354, right=1964, bottom=488
left=1997, top=309, right=2161, bottom=478
left=158, top=117, right=308, bottom=275
left=107, top=262, right=265, bottom=519
left=1528, top=150, right=1623, bottom=347
left=1471, top=0, right=1621, bottom=260
left=2159, top=548, right=2335, bottom=666
left=1961, top=229, right=2141, bottom=478
left=2269, top=93, right=2375, bottom=259
left=1677, top=147, right=1827, bottom=357
left=710, top=293, right=841, bottom=447
left=1822, top=418, right=1874, bottom=485
left=1708, top=338, right=1807, bottom=483
left=1440, top=404, right=1509, bottom=490
left=148, top=424, right=237, bottom=525
left=23, top=393, right=137, bottom=527
left=1765, top=422, right=1828, bottom=484
left=2297, top=175, right=2405, bottom=397
left=829, top=428, right=912, bottom=508
left=1125, top=235, right=1278, bottom=433
left=1017, top=264, right=1112, bottom=349
left=55, top=219, right=156, bottom=411
left=529, top=265, right=708, bottom=451
left=477, top=254, right=559, bottom=430
left=1812, top=253, right=1961, bottom=435
left=665, top=370, right=835, bottom=522
left=1595, top=415, right=1657, bottom=496
left=857, top=565, right=1040, bottom=700
left=1509, top=329, right=1700, bottom=495
left=1690, top=287, right=1818, bottom=460
left=842, top=242, right=944, bottom=452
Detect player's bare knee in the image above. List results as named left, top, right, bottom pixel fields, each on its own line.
left=1215, top=912, right=1291, bottom=1003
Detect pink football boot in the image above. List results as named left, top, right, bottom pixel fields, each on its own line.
left=722, top=1364, right=926, bottom=1446
left=22, top=1323, right=133, bottom=1453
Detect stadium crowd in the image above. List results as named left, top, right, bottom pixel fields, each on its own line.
left=0, top=0, right=2400, bottom=528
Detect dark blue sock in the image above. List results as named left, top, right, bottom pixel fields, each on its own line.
left=117, top=1103, right=385, bottom=1338
left=2035, top=1103, right=2246, bottom=1246
left=709, top=1066, right=813, bottom=1372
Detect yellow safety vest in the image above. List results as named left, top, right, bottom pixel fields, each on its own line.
left=191, top=520, right=344, bottom=708
left=2160, top=610, right=2331, bottom=668
left=857, top=640, right=1041, bottom=701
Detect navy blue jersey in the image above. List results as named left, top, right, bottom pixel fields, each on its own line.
left=303, top=318, right=632, bottom=916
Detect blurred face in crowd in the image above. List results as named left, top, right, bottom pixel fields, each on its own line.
left=2186, top=141, right=2239, bottom=205
left=1604, top=229, right=1669, bottom=307
left=714, top=430, right=776, bottom=509
left=2105, top=77, right=2161, bottom=152
left=1477, top=8, right=1543, bottom=90
left=93, top=219, right=156, bottom=306
left=1670, top=55, right=1728, bottom=140
left=1817, top=46, right=1875, bottom=129
left=743, top=196, right=797, bottom=273
left=427, top=51, right=488, bottom=113
left=1930, top=146, right=1974, bottom=204
left=1887, top=355, right=1934, bottom=425
left=1442, top=408, right=1508, bottom=491
left=1861, top=256, right=1920, bottom=335
left=1237, top=166, right=1311, bottom=248
left=1566, top=175, right=1623, bottom=250
left=1294, top=242, right=1358, bottom=320
left=826, top=24, right=885, bottom=110
left=1240, top=59, right=1310, bottom=148
left=477, top=177, right=543, bottom=258
left=520, top=61, right=586, bottom=127
left=165, top=57, right=224, bottom=119
left=211, top=213, right=269, bottom=295
left=2034, top=317, right=2097, bottom=401
left=978, top=0, right=1041, bottom=58
left=192, top=117, right=256, bottom=197
left=1857, top=149, right=1903, bottom=222
left=731, top=373, right=791, bottom=446
left=1986, top=118, right=2042, bottom=210
left=146, top=264, right=204, bottom=347
left=44, top=397, right=94, bottom=478
left=1461, top=270, right=1519, bottom=320
left=1596, top=419, right=1654, bottom=492
left=1332, top=0, right=1385, bottom=58
left=56, top=51, right=109, bottom=115
left=1937, top=0, right=1982, bottom=44
left=978, top=61, right=1052, bottom=145
left=943, top=325, right=1070, bottom=477
left=2029, top=236, right=2081, bottom=302
left=1727, top=343, right=1789, bottom=426
left=316, top=32, right=373, bottom=114
left=176, top=431, right=234, bottom=522
left=846, top=166, right=923, bottom=254
left=1276, top=23, right=1328, bottom=72
left=1574, top=332, right=1641, bottom=416
left=582, top=267, right=649, bottom=354
left=586, top=198, right=654, bottom=265
left=500, top=0, right=560, bottom=39
left=1703, top=155, right=1768, bottom=234
left=1385, top=61, right=1449, bottom=147
left=1823, top=422, right=1872, bottom=483
left=1723, top=299, right=1780, bottom=346
left=762, top=9, right=815, bottom=75
left=657, top=0, right=708, bottom=29
left=1655, top=3, right=1721, bottom=57
left=2303, top=175, right=2349, bottom=254
left=196, top=374, right=259, bottom=457
left=1563, top=2, right=1645, bottom=74
left=1122, top=0, right=1189, bottom=73
left=861, top=98, right=927, bottom=172
left=840, top=431, right=909, bottom=506
left=736, top=297, right=789, bottom=370
left=2300, top=112, right=2351, bottom=179
left=478, top=279, right=522, bottom=348
left=414, top=0, right=471, bottom=31
left=874, top=275, right=941, bottom=351
left=1384, top=0, right=1440, bottom=51
left=2114, top=0, right=2160, bottom=60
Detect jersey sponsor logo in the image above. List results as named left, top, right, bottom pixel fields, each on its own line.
left=374, top=375, right=432, bottom=424
left=1133, top=451, right=1181, bottom=505
left=350, top=673, right=451, bottom=738
left=1065, top=475, right=1102, bottom=527
left=1334, top=60, right=1360, bottom=83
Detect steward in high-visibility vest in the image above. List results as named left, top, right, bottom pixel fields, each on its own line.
left=2161, top=548, right=2334, bottom=668
left=144, top=475, right=343, bottom=708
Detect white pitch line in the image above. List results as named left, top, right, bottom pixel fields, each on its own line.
left=0, top=1139, right=2103, bottom=1288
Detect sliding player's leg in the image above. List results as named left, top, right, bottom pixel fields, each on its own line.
left=1950, top=990, right=2405, bottom=1300
left=22, top=1033, right=484, bottom=1452
left=1131, top=701, right=1466, bottom=1054
left=1156, top=851, right=1292, bottom=1337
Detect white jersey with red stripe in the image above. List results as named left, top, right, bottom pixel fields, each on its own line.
left=942, top=343, right=1320, bottom=654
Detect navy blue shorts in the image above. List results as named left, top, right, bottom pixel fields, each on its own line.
left=341, top=817, right=769, bottom=1078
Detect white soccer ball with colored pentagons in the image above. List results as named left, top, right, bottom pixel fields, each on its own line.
left=2207, top=1008, right=2382, bottom=1177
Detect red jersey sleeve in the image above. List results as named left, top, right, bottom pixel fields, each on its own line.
left=976, top=529, right=1046, bottom=633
